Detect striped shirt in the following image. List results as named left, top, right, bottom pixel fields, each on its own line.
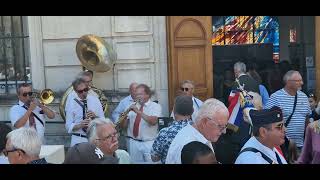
left=265, top=89, right=311, bottom=147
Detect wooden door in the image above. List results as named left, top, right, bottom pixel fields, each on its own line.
left=167, top=16, right=213, bottom=111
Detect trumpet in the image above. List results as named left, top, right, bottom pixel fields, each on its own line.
left=30, top=89, right=55, bottom=105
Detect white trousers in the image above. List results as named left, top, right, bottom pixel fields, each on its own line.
left=127, top=139, right=159, bottom=164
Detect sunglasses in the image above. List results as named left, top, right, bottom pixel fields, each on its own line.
left=181, top=87, right=192, bottom=92
left=22, top=92, right=33, bottom=97
left=274, top=123, right=285, bottom=130
left=76, top=88, right=89, bottom=94
left=309, top=93, right=315, bottom=98
left=3, top=148, right=25, bottom=156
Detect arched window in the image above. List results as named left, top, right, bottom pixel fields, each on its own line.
left=212, top=16, right=279, bottom=62
left=0, top=16, right=30, bottom=95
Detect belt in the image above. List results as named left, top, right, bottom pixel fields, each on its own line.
left=72, top=133, right=87, bottom=138
left=125, top=136, right=153, bottom=142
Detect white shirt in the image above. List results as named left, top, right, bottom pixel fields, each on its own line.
left=170, top=96, right=203, bottom=121
left=65, top=94, right=104, bottom=134
left=235, top=136, right=287, bottom=164
left=65, top=89, right=98, bottom=113
left=165, top=123, right=213, bottom=164
left=115, top=149, right=131, bottom=164
left=112, top=95, right=135, bottom=123
left=9, top=100, right=46, bottom=143
left=126, top=99, right=162, bottom=141
left=0, top=155, right=9, bottom=164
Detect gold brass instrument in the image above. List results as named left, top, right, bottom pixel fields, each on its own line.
left=90, top=86, right=109, bottom=117
left=115, top=102, right=137, bottom=132
left=59, top=34, right=116, bottom=121
left=76, top=34, right=116, bottom=72
left=59, top=86, right=74, bottom=121
left=31, top=89, right=55, bottom=105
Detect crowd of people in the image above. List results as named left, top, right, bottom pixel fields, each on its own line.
left=1, top=61, right=320, bottom=164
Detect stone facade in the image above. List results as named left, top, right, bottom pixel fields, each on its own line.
left=0, top=16, right=169, bottom=147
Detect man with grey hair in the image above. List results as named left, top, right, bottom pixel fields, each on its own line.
left=233, top=61, right=260, bottom=94
left=170, top=80, right=203, bottom=121
left=3, top=127, right=47, bottom=164
left=214, top=61, right=261, bottom=164
left=87, top=118, right=130, bottom=164
left=165, top=98, right=229, bottom=164
left=266, top=70, right=310, bottom=162
left=112, top=82, right=138, bottom=123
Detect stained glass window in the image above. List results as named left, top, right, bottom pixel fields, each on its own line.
left=212, top=16, right=279, bottom=62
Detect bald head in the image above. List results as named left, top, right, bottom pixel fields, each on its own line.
left=129, top=82, right=138, bottom=99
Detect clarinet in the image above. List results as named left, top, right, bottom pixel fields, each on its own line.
left=82, top=99, right=88, bottom=133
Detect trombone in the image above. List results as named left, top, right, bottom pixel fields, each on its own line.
left=30, top=89, right=55, bottom=105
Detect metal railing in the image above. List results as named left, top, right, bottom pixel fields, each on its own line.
left=0, top=16, right=30, bottom=95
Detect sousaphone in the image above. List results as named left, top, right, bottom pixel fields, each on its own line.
left=59, top=34, right=116, bottom=121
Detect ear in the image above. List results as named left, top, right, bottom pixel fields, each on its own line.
left=259, top=127, right=268, bottom=138
left=17, top=150, right=24, bottom=160
left=203, top=118, right=211, bottom=127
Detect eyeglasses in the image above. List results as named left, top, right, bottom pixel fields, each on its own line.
left=22, top=92, right=33, bottom=97
left=288, top=79, right=303, bottom=82
left=76, top=88, right=89, bottom=94
left=274, top=122, right=285, bottom=130
left=207, top=117, right=228, bottom=132
left=309, top=93, right=315, bottom=98
left=3, top=148, right=25, bottom=156
left=96, top=132, right=119, bottom=141
left=181, top=87, right=192, bottom=92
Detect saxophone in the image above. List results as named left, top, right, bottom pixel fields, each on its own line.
left=115, top=101, right=137, bottom=132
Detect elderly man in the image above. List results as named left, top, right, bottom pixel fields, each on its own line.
left=170, top=80, right=203, bottom=121
left=64, top=142, right=119, bottom=164
left=112, top=82, right=138, bottom=123
left=235, top=106, right=287, bottom=164
left=119, top=84, right=162, bottom=164
left=214, top=61, right=261, bottom=164
left=3, top=127, right=47, bottom=164
left=233, top=61, right=260, bottom=94
left=9, top=83, right=55, bottom=143
left=65, top=78, right=104, bottom=147
left=266, top=70, right=311, bottom=161
left=87, top=118, right=130, bottom=164
left=0, top=123, right=12, bottom=164
left=166, top=98, right=229, bottom=164
left=151, top=95, right=193, bottom=164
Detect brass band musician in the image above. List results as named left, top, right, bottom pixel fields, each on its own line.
left=112, top=82, right=138, bottom=123
left=65, top=78, right=104, bottom=147
left=9, top=83, right=55, bottom=143
left=119, top=84, right=162, bottom=164
left=65, top=70, right=98, bottom=110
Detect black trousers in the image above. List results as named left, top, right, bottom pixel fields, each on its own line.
left=214, top=122, right=251, bottom=164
